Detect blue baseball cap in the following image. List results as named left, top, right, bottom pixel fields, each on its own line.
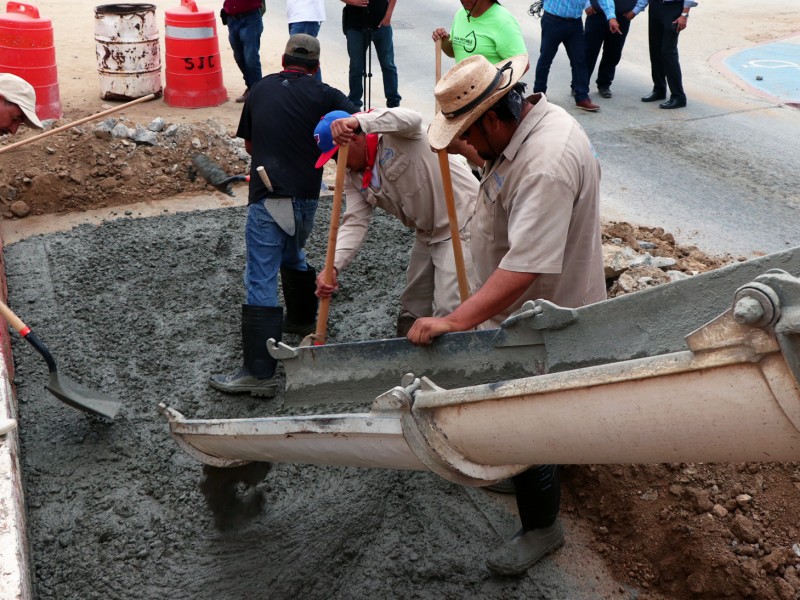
left=314, top=110, right=352, bottom=168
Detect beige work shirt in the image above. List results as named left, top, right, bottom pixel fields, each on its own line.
left=334, top=108, right=478, bottom=273
left=472, top=94, right=606, bottom=326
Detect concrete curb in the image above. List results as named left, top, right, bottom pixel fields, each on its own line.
left=0, top=237, right=33, bottom=600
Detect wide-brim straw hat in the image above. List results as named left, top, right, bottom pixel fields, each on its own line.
left=428, top=53, right=528, bottom=151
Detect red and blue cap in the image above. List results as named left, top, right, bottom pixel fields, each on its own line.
left=314, top=110, right=352, bottom=169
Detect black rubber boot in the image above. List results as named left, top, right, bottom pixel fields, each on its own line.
left=209, top=305, right=283, bottom=397
left=281, top=267, right=318, bottom=336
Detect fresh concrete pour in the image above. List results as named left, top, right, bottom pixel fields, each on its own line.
left=7, top=205, right=634, bottom=599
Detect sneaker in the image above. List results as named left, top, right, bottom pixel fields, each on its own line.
left=486, top=521, right=565, bottom=576
left=597, top=86, right=612, bottom=98
left=235, top=89, right=250, bottom=103
left=0, top=418, right=17, bottom=436
left=575, top=99, right=600, bottom=112
left=484, top=478, right=515, bottom=494
left=209, top=369, right=278, bottom=397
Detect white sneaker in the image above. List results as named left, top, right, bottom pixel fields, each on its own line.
left=0, top=418, right=18, bottom=436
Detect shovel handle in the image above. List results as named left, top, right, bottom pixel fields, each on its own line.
left=437, top=150, right=471, bottom=303
left=314, top=144, right=349, bottom=345
left=435, top=38, right=442, bottom=113
left=0, top=93, right=157, bottom=155
left=0, top=299, right=29, bottom=335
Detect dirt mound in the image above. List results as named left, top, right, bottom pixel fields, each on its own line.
left=4, top=119, right=799, bottom=600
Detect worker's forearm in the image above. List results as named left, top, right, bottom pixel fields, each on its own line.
left=443, top=269, right=537, bottom=331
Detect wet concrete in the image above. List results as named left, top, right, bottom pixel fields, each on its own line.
left=6, top=205, right=636, bottom=599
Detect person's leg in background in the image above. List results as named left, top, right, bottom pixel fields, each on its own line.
left=645, top=2, right=668, bottom=99
left=595, top=15, right=630, bottom=94
left=533, top=13, right=566, bottom=95
left=370, top=25, right=401, bottom=108
left=562, top=18, right=592, bottom=104
left=279, top=198, right=320, bottom=335
left=398, top=237, right=435, bottom=336
left=288, top=21, right=323, bottom=80
left=583, top=11, right=607, bottom=94
left=345, top=28, right=367, bottom=109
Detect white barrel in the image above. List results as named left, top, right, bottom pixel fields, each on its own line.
left=94, top=4, right=162, bottom=100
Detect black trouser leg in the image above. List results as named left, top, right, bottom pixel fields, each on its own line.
left=513, top=464, right=561, bottom=532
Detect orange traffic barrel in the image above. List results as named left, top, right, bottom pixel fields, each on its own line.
left=94, top=4, right=163, bottom=101
left=163, top=0, right=226, bottom=108
left=0, top=1, right=61, bottom=120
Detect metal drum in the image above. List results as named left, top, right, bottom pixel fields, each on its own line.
left=94, top=3, right=162, bottom=100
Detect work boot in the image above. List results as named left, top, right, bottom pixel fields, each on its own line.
left=396, top=312, right=417, bottom=337
left=486, top=520, right=564, bottom=576
left=281, top=267, right=318, bottom=336
left=209, top=305, right=283, bottom=397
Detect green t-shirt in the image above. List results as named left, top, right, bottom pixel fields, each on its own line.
left=449, top=3, right=527, bottom=64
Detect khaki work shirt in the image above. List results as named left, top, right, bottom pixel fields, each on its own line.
left=472, top=94, right=607, bottom=326
left=334, top=108, right=478, bottom=273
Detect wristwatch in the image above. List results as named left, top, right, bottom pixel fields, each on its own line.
left=681, top=12, right=689, bottom=17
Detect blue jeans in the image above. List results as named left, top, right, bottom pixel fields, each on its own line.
left=228, top=11, right=263, bottom=89
left=288, top=21, right=322, bottom=81
left=245, top=198, right=318, bottom=307
left=345, top=26, right=401, bottom=109
left=533, top=12, right=589, bottom=102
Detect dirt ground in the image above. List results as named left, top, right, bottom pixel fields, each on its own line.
left=3, top=0, right=800, bottom=595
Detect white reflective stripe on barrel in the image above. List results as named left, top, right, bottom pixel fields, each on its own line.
left=165, top=25, right=214, bottom=39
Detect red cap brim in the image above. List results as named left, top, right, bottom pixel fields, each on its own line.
left=315, top=145, right=339, bottom=169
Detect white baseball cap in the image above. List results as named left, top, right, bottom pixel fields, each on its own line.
left=0, top=73, right=43, bottom=129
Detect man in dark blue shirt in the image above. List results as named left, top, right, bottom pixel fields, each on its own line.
left=209, top=34, right=356, bottom=397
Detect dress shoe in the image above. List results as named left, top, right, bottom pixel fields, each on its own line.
left=235, top=89, right=250, bottom=103
left=641, top=91, right=667, bottom=102
left=659, top=97, right=687, bottom=109
left=575, top=98, right=600, bottom=112
left=597, top=86, right=612, bottom=98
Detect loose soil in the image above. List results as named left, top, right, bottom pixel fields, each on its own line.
left=3, top=120, right=800, bottom=600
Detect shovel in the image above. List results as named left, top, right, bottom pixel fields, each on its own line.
left=301, top=144, right=349, bottom=347
left=0, top=300, right=121, bottom=420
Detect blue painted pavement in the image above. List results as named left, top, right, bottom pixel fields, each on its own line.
left=724, top=39, right=800, bottom=102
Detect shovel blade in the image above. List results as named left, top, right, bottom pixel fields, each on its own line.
left=46, top=372, right=121, bottom=420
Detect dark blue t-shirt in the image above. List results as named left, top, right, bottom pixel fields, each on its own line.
left=236, top=71, right=357, bottom=203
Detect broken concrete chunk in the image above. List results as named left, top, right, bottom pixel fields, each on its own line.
left=111, top=123, right=131, bottom=139
left=132, top=126, right=158, bottom=146
left=148, top=117, right=165, bottom=132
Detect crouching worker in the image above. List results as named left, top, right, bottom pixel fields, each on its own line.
left=313, top=107, right=479, bottom=336
left=209, top=34, right=356, bottom=397
left=409, top=54, right=607, bottom=575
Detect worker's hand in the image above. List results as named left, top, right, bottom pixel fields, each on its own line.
left=330, top=116, right=360, bottom=145
left=608, top=18, right=621, bottom=34
left=379, top=13, right=392, bottom=27
left=315, top=270, right=339, bottom=298
left=431, top=28, right=449, bottom=42
left=585, top=6, right=595, bottom=15
left=407, top=317, right=456, bottom=346
left=673, top=14, right=688, bottom=32
left=622, top=10, right=635, bottom=20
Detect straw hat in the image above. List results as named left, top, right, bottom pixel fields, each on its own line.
left=428, top=53, right=528, bottom=151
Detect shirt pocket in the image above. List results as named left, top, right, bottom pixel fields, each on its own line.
left=474, top=184, right=497, bottom=243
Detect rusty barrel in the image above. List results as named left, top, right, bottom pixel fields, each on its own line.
left=94, top=3, right=162, bottom=101
left=0, top=1, right=61, bottom=119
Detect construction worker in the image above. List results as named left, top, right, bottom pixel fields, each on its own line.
left=313, top=107, right=479, bottom=335
left=0, top=73, right=43, bottom=135
left=209, top=34, right=357, bottom=397
left=413, top=54, right=606, bottom=575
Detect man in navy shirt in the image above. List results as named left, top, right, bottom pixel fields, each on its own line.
left=209, top=35, right=357, bottom=397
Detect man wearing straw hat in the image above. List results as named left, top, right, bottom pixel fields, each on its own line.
left=410, top=54, right=606, bottom=575
left=0, top=73, right=43, bottom=136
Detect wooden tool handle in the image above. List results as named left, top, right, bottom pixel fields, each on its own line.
left=437, top=150, right=471, bottom=303
left=0, top=93, right=157, bottom=155
left=0, top=299, right=29, bottom=335
left=314, top=144, right=349, bottom=345
left=256, top=166, right=273, bottom=191
left=435, top=38, right=443, bottom=113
